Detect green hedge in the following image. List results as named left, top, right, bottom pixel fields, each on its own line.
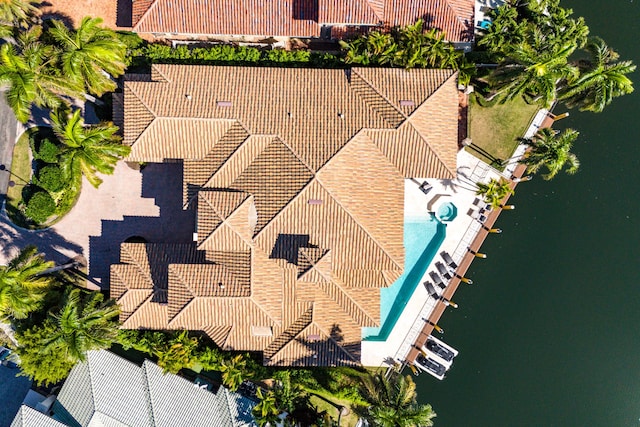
left=127, top=43, right=344, bottom=70
left=32, top=138, right=60, bottom=164
left=25, top=191, right=56, bottom=223
left=36, top=165, right=66, bottom=193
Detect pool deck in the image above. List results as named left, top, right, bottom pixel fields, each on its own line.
left=362, top=108, right=552, bottom=368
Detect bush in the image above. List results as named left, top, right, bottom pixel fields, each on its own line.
left=25, top=191, right=56, bottom=223
left=33, top=138, right=60, bottom=163
left=127, top=42, right=345, bottom=69
left=36, top=165, right=66, bottom=193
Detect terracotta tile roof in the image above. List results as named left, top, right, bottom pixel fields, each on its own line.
left=131, top=0, right=474, bottom=42
left=112, top=64, right=460, bottom=366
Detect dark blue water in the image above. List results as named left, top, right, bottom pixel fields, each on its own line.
left=415, top=1, right=640, bottom=425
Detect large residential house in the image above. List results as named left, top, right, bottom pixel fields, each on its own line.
left=11, top=350, right=256, bottom=427
left=110, top=64, right=461, bottom=367
left=131, top=0, right=474, bottom=44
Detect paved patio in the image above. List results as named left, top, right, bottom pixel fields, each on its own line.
left=0, top=162, right=195, bottom=290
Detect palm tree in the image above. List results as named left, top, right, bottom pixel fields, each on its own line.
left=47, top=17, right=126, bottom=96
left=253, top=388, right=281, bottom=427
left=42, top=287, right=120, bottom=363
left=0, top=0, right=38, bottom=27
left=51, top=108, right=131, bottom=188
left=521, top=128, right=580, bottom=180
left=355, top=372, right=436, bottom=427
left=0, top=245, right=54, bottom=320
left=560, top=37, right=636, bottom=113
left=0, top=26, right=82, bottom=123
left=488, top=30, right=578, bottom=106
left=476, top=177, right=514, bottom=209
left=220, top=354, right=248, bottom=392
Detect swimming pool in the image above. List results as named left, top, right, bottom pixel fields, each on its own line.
left=363, top=216, right=446, bottom=341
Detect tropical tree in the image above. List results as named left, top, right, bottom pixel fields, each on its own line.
left=154, top=330, right=199, bottom=374
left=46, top=17, right=126, bottom=96
left=0, top=245, right=54, bottom=320
left=15, top=320, right=77, bottom=385
left=478, top=4, right=526, bottom=57
left=220, top=354, right=249, bottom=392
left=0, top=0, right=38, bottom=27
left=41, top=287, right=120, bottom=363
left=476, top=177, right=514, bottom=209
left=0, top=25, right=81, bottom=123
left=521, top=128, right=580, bottom=180
left=487, top=28, right=578, bottom=106
left=355, top=372, right=436, bottom=427
left=253, top=388, right=281, bottom=427
left=51, top=108, right=130, bottom=188
left=560, top=37, right=636, bottom=113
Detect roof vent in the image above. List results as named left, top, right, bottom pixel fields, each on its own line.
left=287, top=111, right=293, bottom=118
left=338, top=112, right=344, bottom=119
left=217, top=100, right=232, bottom=107
left=308, top=334, right=321, bottom=342
left=185, top=94, right=192, bottom=100
left=308, top=199, right=323, bottom=205
left=399, top=99, right=415, bottom=107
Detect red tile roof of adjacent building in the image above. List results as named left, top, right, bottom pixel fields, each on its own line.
left=132, top=0, right=474, bottom=42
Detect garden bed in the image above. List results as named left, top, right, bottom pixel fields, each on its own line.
left=5, top=127, right=81, bottom=229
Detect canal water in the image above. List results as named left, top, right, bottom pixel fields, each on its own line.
left=414, top=1, right=640, bottom=425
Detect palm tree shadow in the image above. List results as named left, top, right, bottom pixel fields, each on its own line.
left=286, top=324, right=361, bottom=367
left=0, top=203, right=84, bottom=265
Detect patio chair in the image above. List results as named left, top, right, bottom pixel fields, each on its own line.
left=423, top=281, right=440, bottom=299
left=429, top=271, right=446, bottom=290
left=419, top=181, right=433, bottom=195
left=440, top=251, right=458, bottom=269
left=436, top=262, right=452, bottom=280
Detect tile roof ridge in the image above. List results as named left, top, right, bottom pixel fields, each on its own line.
left=314, top=169, right=403, bottom=271
left=132, top=0, right=161, bottom=31
left=408, top=72, right=459, bottom=176
left=311, top=321, right=360, bottom=363
left=167, top=263, right=198, bottom=299
left=252, top=138, right=315, bottom=239
left=198, top=220, right=250, bottom=251
left=124, top=79, right=158, bottom=119
left=140, top=360, right=157, bottom=427
left=351, top=68, right=407, bottom=122
left=151, top=63, right=171, bottom=83
left=85, top=352, right=98, bottom=418
left=308, top=261, right=380, bottom=327
left=120, top=244, right=155, bottom=289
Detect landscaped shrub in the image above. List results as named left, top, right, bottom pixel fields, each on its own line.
left=25, top=191, right=56, bottom=223
left=127, top=42, right=345, bottom=69
left=32, top=138, right=60, bottom=163
left=36, top=165, right=66, bottom=193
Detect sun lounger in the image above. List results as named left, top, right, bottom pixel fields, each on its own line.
left=429, top=271, right=446, bottom=290
left=440, top=251, right=457, bottom=269
left=423, top=281, right=440, bottom=299
left=419, top=181, right=433, bottom=195
left=435, top=262, right=452, bottom=280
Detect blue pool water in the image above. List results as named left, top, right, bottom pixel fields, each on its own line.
left=362, top=216, right=446, bottom=341
left=437, top=202, right=458, bottom=222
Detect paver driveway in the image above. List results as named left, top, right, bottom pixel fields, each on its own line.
left=0, top=162, right=195, bottom=289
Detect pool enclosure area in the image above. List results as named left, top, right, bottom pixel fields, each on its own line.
left=361, top=150, right=505, bottom=367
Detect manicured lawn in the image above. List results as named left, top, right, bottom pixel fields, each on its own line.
left=5, top=130, right=33, bottom=225
left=308, top=389, right=360, bottom=427
left=467, top=95, right=540, bottom=168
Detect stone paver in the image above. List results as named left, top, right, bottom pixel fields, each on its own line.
left=0, top=162, right=195, bottom=290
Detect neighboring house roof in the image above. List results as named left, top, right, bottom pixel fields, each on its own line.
left=11, top=406, right=67, bottom=427
left=47, top=350, right=256, bottom=427
left=131, top=0, right=474, bottom=42
left=112, top=64, right=460, bottom=366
